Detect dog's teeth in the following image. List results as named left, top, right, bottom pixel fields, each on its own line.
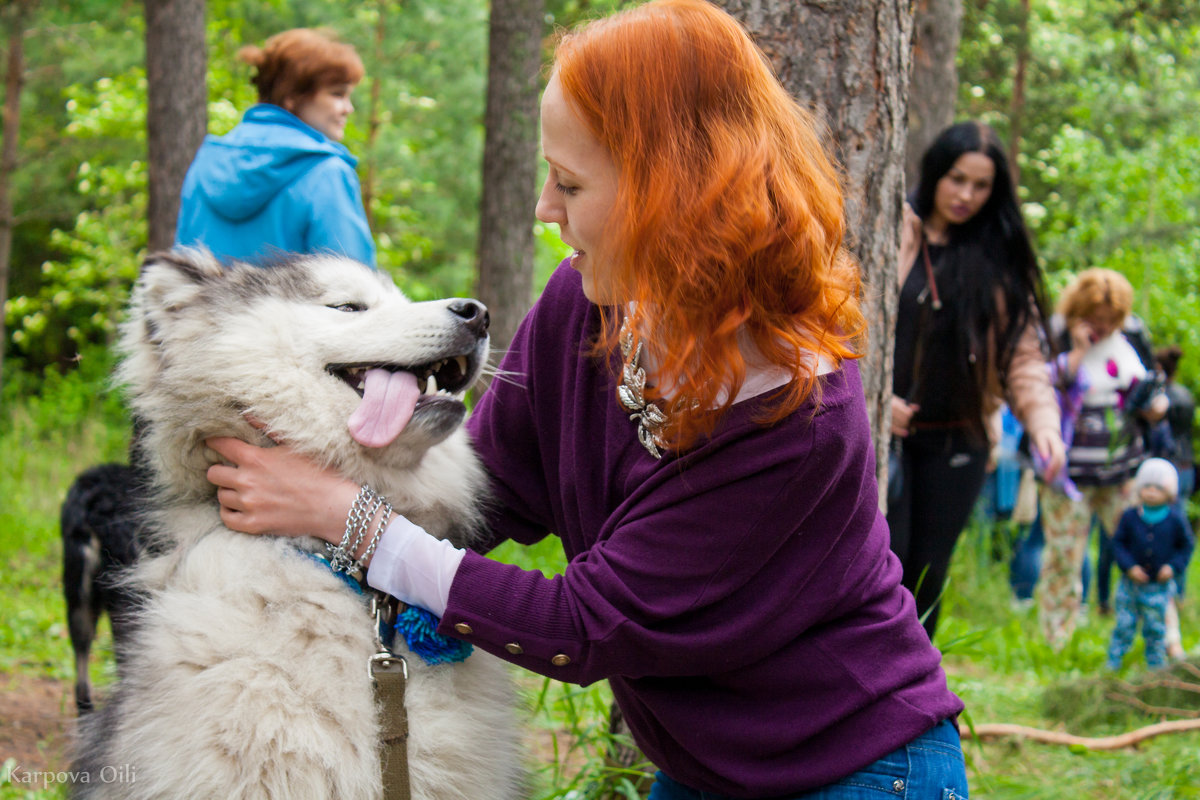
left=455, top=356, right=468, bottom=376
left=427, top=373, right=438, bottom=395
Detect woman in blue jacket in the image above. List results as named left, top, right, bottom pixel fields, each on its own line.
left=175, top=28, right=376, bottom=267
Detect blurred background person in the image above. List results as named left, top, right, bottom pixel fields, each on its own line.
left=889, top=120, right=1065, bottom=641
left=175, top=28, right=375, bottom=267
left=1037, top=268, right=1167, bottom=650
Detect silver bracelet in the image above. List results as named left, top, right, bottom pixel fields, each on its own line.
left=327, top=484, right=378, bottom=574
left=348, top=491, right=386, bottom=563
left=358, top=501, right=395, bottom=568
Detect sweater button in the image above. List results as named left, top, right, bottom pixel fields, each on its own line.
left=453, top=622, right=474, bottom=635
left=505, top=642, right=524, bottom=655
left=551, top=653, right=571, bottom=667
left=892, top=779, right=905, bottom=792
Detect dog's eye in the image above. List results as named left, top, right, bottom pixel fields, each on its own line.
left=327, top=302, right=366, bottom=313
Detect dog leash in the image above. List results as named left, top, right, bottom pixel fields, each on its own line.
left=370, top=591, right=412, bottom=800
left=308, top=548, right=468, bottom=800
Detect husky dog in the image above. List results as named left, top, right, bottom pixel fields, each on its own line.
left=72, top=249, right=525, bottom=800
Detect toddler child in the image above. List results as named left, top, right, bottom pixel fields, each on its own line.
left=1107, top=458, right=1194, bottom=669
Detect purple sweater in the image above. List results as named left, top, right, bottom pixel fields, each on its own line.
left=445, top=264, right=963, bottom=797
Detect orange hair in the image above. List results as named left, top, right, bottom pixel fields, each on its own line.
left=1057, top=268, right=1133, bottom=328
left=239, top=28, right=364, bottom=108
left=552, top=0, right=865, bottom=449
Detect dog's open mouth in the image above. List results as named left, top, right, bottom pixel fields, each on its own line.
left=327, top=353, right=477, bottom=448
left=328, top=355, right=473, bottom=398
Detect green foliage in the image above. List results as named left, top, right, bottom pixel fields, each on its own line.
left=5, top=120, right=145, bottom=372
left=958, top=0, right=1200, bottom=413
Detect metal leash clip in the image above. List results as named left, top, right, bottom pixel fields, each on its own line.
left=369, top=591, right=407, bottom=681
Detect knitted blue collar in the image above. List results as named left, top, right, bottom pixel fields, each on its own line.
left=392, top=605, right=473, bottom=665
left=302, top=550, right=471, bottom=665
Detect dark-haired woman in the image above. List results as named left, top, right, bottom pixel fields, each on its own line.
left=175, top=28, right=375, bottom=267
left=889, top=121, right=1066, bottom=640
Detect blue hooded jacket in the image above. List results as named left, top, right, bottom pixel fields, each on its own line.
left=175, top=104, right=376, bottom=267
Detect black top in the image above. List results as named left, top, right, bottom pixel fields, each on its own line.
left=892, top=244, right=976, bottom=425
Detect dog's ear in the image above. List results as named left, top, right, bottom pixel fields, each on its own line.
left=138, top=247, right=224, bottom=314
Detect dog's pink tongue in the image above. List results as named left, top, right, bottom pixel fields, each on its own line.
left=348, top=368, right=419, bottom=448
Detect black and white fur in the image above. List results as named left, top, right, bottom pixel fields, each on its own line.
left=60, top=462, right=145, bottom=714
left=70, top=249, right=525, bottom=800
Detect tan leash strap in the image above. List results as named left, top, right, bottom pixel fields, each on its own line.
left=373, top=652, right=410, bottom=800
left=370, top=592, right=410, bottom=800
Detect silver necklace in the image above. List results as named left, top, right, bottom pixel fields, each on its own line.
left=617, top=319, right=669, bottom=459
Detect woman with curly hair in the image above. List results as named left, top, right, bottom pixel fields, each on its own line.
left=1039, top=268, right=1167, bottom=649
left=889, top=121, right=1066, bottom=640
left=206, top=2, right=968, bottom=796
left=176, top=28, right=375, bottom=267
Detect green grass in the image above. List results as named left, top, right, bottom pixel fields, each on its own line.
left=939, top=519, right=1200, bottom=799
left=3, top=394, right=1200, bottom=798
left=1, top=399, right=128, bottom=800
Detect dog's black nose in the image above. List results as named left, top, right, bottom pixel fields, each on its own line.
left=449, top=299, right=490, bottom=337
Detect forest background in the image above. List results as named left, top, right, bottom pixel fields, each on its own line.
left=3, top=0, right=1200, bottom=798
left=4, top=0, right=1200, bottom=393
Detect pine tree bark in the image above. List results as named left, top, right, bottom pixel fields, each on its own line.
left=715, top=0, right=914, bottom=503
left=905, top=0, right=962, bottom=186
left=0, top=0, right=32, bottom=401
left=475, top=0, right=543, bottom=369
left=1008, top=0, right=1030, bottom=188
left=144, top=0, right=207, bottom=253
left=361, top=0, right=389, bottom=230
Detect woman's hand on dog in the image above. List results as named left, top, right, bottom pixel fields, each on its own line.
left=206, top=437, right=360, bottom=545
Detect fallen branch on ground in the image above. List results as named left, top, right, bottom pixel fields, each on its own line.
left=1104, top=691, right=1200, bottom=719
left=960, top=719, right=1200, bottom=750
left=1114, top=677, right=1200, bottom=696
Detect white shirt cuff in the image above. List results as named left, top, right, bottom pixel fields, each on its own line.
left=365, top=515, right=466, bottom=617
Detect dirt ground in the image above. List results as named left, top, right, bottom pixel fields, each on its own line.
left=0, top=669, right=590, bottom=794
left=0, top=673, right=75, bottom=775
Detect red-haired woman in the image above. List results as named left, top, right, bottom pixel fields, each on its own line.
left=175, top=28, right=375, bottom=267
left=207, top=2, right=968, bottom=796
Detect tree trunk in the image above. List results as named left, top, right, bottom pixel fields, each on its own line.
left=144, top=0, right=207, bottom=253
left=362, top=0, right=389, bottom=231
left=1008, top=0, right=1030, bottom=188
left=474, top=0, right=543, bottom=370
left=715, top=0, right=914, bottom=504
left=0, top=0, right=32, bottom=402
left=905, top=0, right=962, bottom=186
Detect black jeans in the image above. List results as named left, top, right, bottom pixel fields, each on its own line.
left=886, top=427, right=989, bottom=640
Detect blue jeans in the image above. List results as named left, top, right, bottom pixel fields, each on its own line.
left=1107, top=576, right=1174, bottom=669
left=647, top=719, right=967, bottom=799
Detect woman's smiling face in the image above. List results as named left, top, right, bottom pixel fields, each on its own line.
left=290, top=82, right=355, bottom=142
left=534, top=73, right=621, bottom=304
